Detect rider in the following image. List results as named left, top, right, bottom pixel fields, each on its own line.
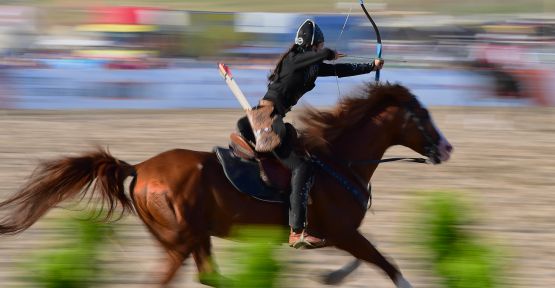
left=237, top=19, right=384, bottom=248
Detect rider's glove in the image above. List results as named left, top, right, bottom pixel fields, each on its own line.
left=325, top=48, right=337, bottom=61
left=373, top=58, right=384, bottom=71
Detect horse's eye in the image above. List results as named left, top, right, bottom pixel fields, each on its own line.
left=419, top=110, right=430, bottom=120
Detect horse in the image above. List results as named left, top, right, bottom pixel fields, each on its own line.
left=0, top=83, right=452, bottom=288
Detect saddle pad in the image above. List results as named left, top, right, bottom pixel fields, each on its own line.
left=214, top=147, right=286, bottom=203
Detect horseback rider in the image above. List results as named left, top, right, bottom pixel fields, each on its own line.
left=236, top=19, right=384, bottom=248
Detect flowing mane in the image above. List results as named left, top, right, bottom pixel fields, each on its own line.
left=300, top=82, right=414, bottom=153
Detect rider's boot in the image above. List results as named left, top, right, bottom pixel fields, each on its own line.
left=288, top=160, right=326, bottom=249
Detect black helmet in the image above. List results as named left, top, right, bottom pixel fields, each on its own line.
left=294, top=19, right=324, bottom=47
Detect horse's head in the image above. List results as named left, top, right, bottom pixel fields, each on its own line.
left=385, top=84, right=453, bottom=164
left=300, top=83, right=452, bottom=164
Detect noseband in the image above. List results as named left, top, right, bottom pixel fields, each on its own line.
left=401, top=97, right=441, bottom=164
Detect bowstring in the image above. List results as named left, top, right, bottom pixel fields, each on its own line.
left=334, top=5, right=352, bottom=98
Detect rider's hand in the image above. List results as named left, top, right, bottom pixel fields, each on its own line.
left=373, top=58, right=384, bottom=71
left=325, top=49, right=346, bottom=61
left=325, top=49, right=337, bottom=61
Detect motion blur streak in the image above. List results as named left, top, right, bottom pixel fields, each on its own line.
left=0, top=1, right=554, bottom=287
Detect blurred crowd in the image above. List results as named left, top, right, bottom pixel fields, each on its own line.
left=0, top=4, right=554, bottom=107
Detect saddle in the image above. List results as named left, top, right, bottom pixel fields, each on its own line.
left=228, top=132, right=291, bottom=191
left=214, top=132, right=290, bottom=203
left=215, top=132, right=371, bottom=209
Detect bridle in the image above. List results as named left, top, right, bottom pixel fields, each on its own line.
left=345, top=97, right=440, bottom=167
left=338, top=98, right=442, bottom=208
left=401, top=97, right=441, bottom=164
left=308, top=96, right=442, bottom=211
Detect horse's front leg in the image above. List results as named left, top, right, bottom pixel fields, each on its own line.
left=332, top=231, right=412, bottom=288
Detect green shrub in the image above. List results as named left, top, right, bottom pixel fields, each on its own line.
left=414, top=191, right=504, bottom=288
left=22, top=212, right=114, bottom=288
left=226, top=225, right=286, bottom=288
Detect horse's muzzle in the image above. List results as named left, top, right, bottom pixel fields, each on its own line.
left=435, top=136, right=453, bottom=164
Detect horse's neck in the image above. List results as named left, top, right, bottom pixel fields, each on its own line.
left=331, top=108, right=400, bottom=183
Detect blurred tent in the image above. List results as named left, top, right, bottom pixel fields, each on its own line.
left=73, top=6, right=189, bottom=59
left=0, top=6, right=36, bottom=55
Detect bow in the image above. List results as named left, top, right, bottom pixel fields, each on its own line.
left=359, top=0, right=382, bottom=82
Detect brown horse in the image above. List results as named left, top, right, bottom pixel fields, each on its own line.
left=0, top=83, right=452, bottom=288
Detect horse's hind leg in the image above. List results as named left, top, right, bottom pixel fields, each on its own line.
left=147, top=225, right=198, bottom=287
left=333, top=231, right=412, bottom=288
left=135, top=184, right=199, bottom=287
left=160, top=247, right=190, bottom=287
left=192, top=237, right=229, bottom=287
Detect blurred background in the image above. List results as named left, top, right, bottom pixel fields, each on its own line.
left=0, top=0, right=553, bottom=108
left=0, top=1, right=554, bottom=288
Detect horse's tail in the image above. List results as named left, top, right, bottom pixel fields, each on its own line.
left=0, top=147, right=136, bottom=236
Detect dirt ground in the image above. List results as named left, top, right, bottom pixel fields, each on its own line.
left=0, top=107, right=554, bottom=287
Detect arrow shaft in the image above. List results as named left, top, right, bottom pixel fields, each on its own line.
left=342, top=55, right=407, bottom=62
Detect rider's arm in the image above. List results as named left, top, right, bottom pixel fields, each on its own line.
left=318, top=62, right=375, bottom=77
left=290, top=48, right=335, bottom=70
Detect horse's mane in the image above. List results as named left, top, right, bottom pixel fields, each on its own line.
left=300, top=82, right=414, bottom=153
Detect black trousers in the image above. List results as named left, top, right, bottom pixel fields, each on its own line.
left=237, top=116, right=313, bottom=231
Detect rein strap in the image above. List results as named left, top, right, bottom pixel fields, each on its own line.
left=347, top=157, right=428, bottom=166
left=310, top=155, right=429, bottom=212
left=310, top=156, right=370, bottom=211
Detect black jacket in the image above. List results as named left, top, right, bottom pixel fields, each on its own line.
left=263, top=47, right=374, bottom=116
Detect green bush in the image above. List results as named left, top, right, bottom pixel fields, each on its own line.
left=414, top=191, right=504, bottom=288
left=22, top=212, right=114, bottom=288
left=226, top=225, right=286, bottom=288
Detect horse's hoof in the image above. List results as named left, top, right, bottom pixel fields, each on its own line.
left=319, top=270, right=347, bottom=285
left=395, top=275, right=413, bottom=288
left=199, top=272, right=231, bottom=287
